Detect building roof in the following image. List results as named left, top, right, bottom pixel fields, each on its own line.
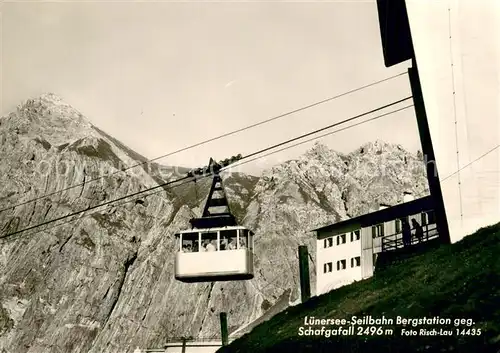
left=312, top=195, right=434, bottom=239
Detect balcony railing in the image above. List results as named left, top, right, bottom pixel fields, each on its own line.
left=381, top=222, right=439, bottom=252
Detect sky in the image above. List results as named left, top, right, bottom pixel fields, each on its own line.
left=1, top=0, right=498, bottom=242
left=1, top=0, right=418, bottom=175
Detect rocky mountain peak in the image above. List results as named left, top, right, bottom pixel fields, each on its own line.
left=352, top=139, right=414, bottom=159
left=303, top=141, right=346, bottom=168
left=6, top=92, right=96, bottom=145
left=304, top=141, right=332, bottom=158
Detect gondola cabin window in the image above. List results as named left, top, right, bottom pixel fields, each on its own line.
left=248, top=229, right=254, bottom=250
left=177, top=227, right=254, bottom=253
left=180, top=232, right=199, bottom=252
left=220, top=229, right=238, bottom=250
left=238, top=228, right=253, bottom=250
left=200, top=232, right=218, bottom=252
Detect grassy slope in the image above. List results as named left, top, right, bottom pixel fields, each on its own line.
left=218, top=222, right=500, bottom=353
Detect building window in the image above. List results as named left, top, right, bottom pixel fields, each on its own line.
left=427, top=210, right=436, bottom=224
left=372, top=224, right=385, bottom=238
left=337, top=259, right=347, bottom=271
left=323, top=262, right=333, bottom=273
left=324, top=237, right=333, bottom=248
left=421, top=212, right=428, bottom=226
left=395, top=219, right=401, bottom=233
left=350, top=230, right=360, bottom=242
left=336, top=234, right=347, bottom=245
left=351, top=256, right=361, bottom=268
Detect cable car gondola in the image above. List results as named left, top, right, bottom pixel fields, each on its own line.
left=174, top=157, right=254, bottom=283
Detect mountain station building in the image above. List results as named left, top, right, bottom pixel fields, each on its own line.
left=313, top=192, right=439, bottom=295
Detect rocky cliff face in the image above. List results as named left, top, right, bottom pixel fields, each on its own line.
left=0, top=94, right=429, bottom=353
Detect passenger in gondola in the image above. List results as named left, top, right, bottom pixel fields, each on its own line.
left=201, top=240, right=209, bottom=252
left=227, top=238, right=237, bottom=250
left=206, top=240, right=216, bottom=252
left=220, top=237, right=228, bottom=250
left=412, top=219, right=424, bottom=243
left=239, top=238, right=246, bottom=249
